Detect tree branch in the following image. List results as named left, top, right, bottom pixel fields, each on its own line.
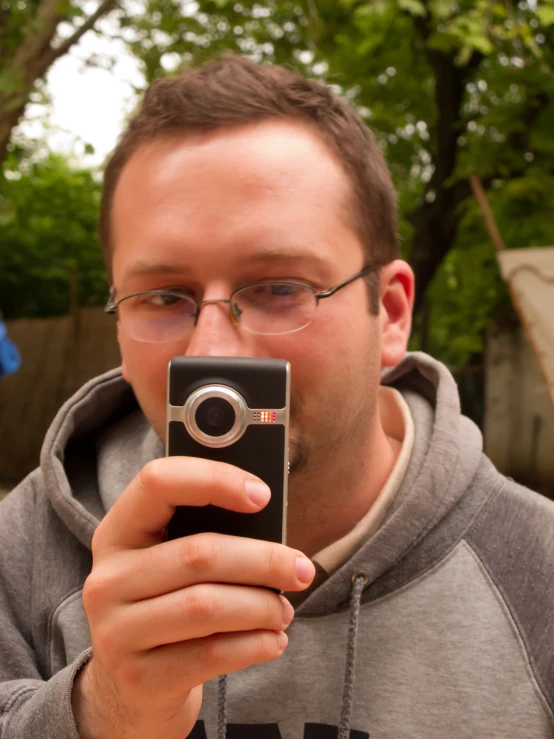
left=0, top=0, right=117, bottom=165
left=408, top=5, right=484, bottom=313
left=45, top=0, right=118, bottom=67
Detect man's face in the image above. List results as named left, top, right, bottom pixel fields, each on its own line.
left=111, top=120, right=387, bottom=479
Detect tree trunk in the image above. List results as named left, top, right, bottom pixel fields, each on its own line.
left=0, top=0, right=117, bottom=166
left=409, top=179, right=469, bottom=314
left=409, top=10, right=482, bottom=315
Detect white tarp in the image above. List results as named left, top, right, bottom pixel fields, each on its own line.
left=497, top=247, right=554, bottom=406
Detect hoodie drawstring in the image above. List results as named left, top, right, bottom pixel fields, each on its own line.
left=216, top=573, right=367, bottom=739
left=217, top=673, right=227, bottom=739
left=338, top=573, right=367, bottom=739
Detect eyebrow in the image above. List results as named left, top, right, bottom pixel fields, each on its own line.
left=124, top=249, right=329, bottom=279
left=125, top=261, right=189, bottom=279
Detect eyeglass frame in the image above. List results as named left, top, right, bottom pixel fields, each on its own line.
left=104, top=264, right=380, bottom=336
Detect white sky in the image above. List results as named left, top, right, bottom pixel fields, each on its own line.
left=21, top=21, right=144, bottom=168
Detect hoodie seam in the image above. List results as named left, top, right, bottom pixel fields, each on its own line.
left=406, top=442, right=463, bottom=551
left=373, top=418, right=467, bottom=579
left=462, top=540, right=554, bottom=728
left=43, top=372, right=126, bottom=544
left=352, top=472, right=506, bottom=611
left=461, top=475, right=504, bottom=539
left=359, top=448, right=484, bottom=598
left=297, top=544, right=464, bottom=621
left=29, top=475, right=38, bottom=663
left=47, top=587, right=85, bottom=678
left=296, top=464, right=501, bottom=618
left=44, top=369, right=123, bottom=457
left=4, top=685, right=38, bottom=713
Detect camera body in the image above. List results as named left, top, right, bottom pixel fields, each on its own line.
left=166, top=357, right=290, bottom=544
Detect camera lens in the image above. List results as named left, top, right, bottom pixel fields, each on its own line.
left=195, top=398, right=236, bottom=437
left=183, top=384, right=248, bottom=447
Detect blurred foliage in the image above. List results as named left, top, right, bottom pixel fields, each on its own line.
left=1, top=0, right=553, bottom=372
left=114, top=0, right=554, bottom=366
left=0, top=145, right=106, bottom=318
left=424, top=167, right=554, bottom=366
left=0, top=0, right=117, bottom=162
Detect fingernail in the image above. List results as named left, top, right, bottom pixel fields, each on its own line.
left=280, top=596, right=294, bottom=628
left=296, top=557, right=315, bottom=584
left=276, top=631, right=288, bottom=652
left=245, top=479, right=271, bottom=507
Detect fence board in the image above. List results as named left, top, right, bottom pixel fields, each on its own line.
left=0, top=309, right=120, bottom=484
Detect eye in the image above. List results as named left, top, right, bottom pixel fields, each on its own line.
left=147, top=292, right=184, bottom=307
left=268, top=284, right=295, bottom=297
left=249, top=283, right=300, bottom=302
left=235, top=282, right=312, bottom=314
left=129, top=291, right=196, bottom=315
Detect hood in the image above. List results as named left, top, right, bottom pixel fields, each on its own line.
left=40, top=369, right=155, bottom=549
left=39, top=352, right=483, bottom=611
left=297, top=351, right=483, bottom=615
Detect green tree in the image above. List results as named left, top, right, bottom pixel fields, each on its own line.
left=0, top=0, right=120, bottom=165
left=119, top=0, right=554, bottom=310
left=113, top=0, right=553, bottom=375
left=2, top=0, right=554, bottom=374
left=0, top=148, right=106, bottom=318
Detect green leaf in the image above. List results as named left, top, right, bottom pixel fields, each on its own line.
left=537, top=6, right=554, bottom=26
left=398, top=0, right=426, bottom=17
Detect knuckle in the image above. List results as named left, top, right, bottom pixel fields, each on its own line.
left=267, top=595, right=283, bottom=628
left=82, top=567, right=111, bottom=611
left=257, top=631, right=279, bottom=661
left=199, top=637, right=223, bottom=669
left=90, top=527, right=102, bottom=558
left=116, top=656, right=146, bottom=691
left=264, top=542, right=287, bottom=583
left=205, top=460, right=240, bottom=497
left=92, top=621, right=121, bottom=660
left=265, top=543, right=278, bottom=575
left=203, top=461, right=222, bottom=490
left=184, top=586, right=217, bottom=622
left=137, top=459, right=163, bottom=493
left=179, top=535, right=217, bottom=573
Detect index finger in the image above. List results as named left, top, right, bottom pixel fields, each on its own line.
left=93, top=456, right=270, bottom=555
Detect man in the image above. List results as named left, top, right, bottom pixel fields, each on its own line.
left=1, top=55, right=554, bottom=739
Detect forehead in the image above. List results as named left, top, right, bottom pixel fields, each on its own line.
left=111, top=120, right=360, bottom=280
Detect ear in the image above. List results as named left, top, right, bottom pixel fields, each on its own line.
left=378, top=260, right=415, bottom=368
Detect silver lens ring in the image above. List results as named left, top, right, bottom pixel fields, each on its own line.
left=183, top=385, right=248, bottom=448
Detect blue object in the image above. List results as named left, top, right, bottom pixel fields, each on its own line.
left=0, top=319, right=21, bottom=377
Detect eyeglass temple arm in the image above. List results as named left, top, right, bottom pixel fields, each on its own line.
left=316, top=266, right=373, bottom=300
left=104, top=287, right=117, bottom=314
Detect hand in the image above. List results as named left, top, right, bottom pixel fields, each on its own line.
left=72, top=457, right=315, bottom=739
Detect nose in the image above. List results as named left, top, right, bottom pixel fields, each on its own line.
left=185, top=298, right=248, bottom=358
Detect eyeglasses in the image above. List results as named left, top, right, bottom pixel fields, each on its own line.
left=105, top=265, right=377, bottom=343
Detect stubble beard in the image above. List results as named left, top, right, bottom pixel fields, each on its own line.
left=286, top=375, right=379, bottom=518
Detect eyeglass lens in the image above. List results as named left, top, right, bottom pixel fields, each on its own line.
left=118, top=283, right=317, bottom=342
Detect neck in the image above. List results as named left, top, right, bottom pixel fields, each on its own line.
left=286, top=388, right=403, bottom=558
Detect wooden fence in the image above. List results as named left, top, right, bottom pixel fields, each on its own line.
left=2, top=310, right=553, bottom=497
left=0, top=308, right=120, bottom=484
left=484, top=326, right=554, bottom=496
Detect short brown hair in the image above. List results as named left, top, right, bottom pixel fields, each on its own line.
left=99, top=54, right=399, bottom=312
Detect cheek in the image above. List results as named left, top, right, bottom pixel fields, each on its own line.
left=270, top=313, right=370, bottom=401
left=118, top=332, right=183, bottom=432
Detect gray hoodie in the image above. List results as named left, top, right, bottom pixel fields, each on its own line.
left=1, top=352, right=554, bottom=739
